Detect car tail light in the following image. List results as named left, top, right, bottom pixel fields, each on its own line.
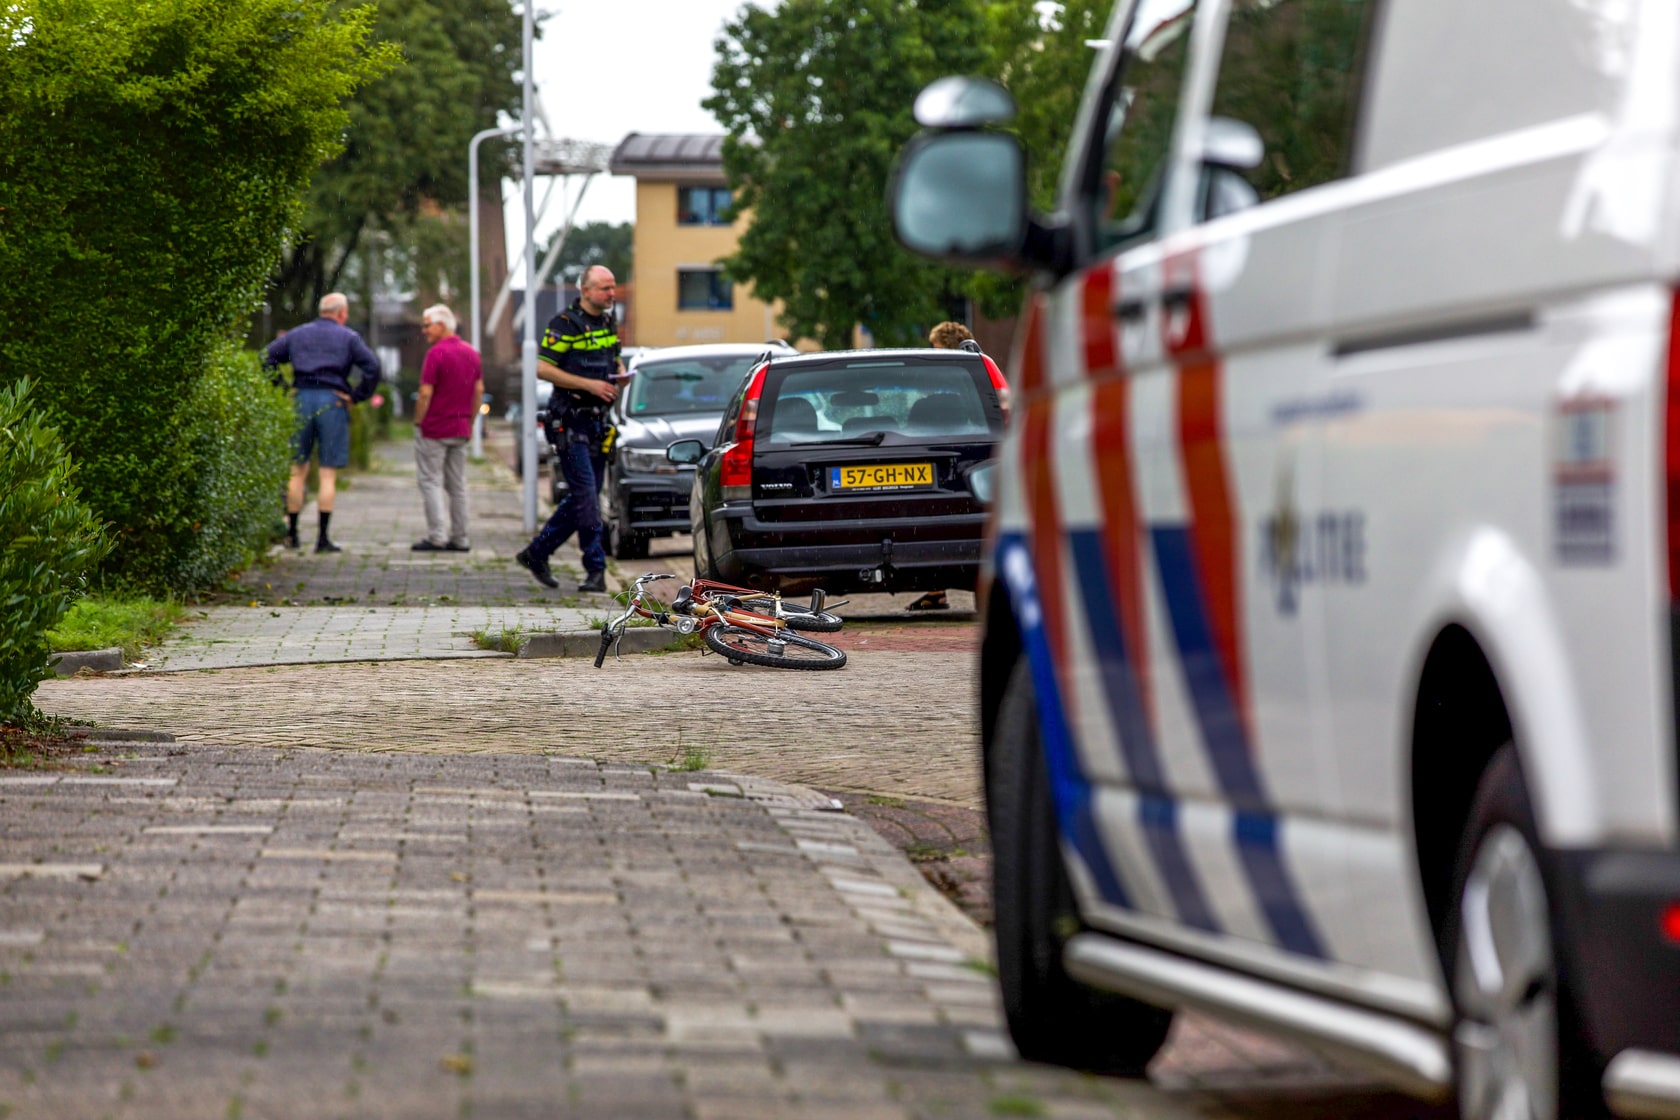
left=983, top=354, right=1012, bottom=422
left=720, top=362, right=768, bottom=500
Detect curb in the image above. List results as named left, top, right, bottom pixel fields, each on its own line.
left=68, top=727, right=177, bottom=743
left=50, top=647, right=124, bottom=676
left=516, top=627, right=683, bottom=659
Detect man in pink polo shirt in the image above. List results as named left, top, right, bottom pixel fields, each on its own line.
left=412, top=304, right=484, bottom=551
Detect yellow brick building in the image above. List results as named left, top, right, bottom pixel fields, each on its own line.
left=609, top=133, right=797, bottom=349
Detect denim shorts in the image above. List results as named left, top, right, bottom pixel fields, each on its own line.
left=293, top=388, right=351, bottom=468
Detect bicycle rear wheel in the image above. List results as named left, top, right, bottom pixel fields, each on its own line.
left=703, top=623, right=847, bottom=669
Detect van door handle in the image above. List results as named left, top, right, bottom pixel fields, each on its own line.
left=1162, top=286, right=1195, bottom=310
left=1114, top=297, right=1147, bottom=323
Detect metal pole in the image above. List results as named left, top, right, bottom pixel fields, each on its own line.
left=520, top=1, right=539, bottom=531
left=468, top=125, right=518, bottom=354
left=469, top=125, right=516, bottom=462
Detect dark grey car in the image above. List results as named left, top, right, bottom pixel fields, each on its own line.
left=602, top=341, right=793, bottom=559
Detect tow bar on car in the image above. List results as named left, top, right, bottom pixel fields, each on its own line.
left=859, top=537, right=895, bottom=584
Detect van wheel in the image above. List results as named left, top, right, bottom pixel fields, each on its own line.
left=990, top=656, right=1174, bottom=1075
left=1443, top=744, right=1598, bottom=1120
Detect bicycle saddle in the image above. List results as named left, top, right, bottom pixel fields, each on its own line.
left=672, top=584, right=695, bottom=614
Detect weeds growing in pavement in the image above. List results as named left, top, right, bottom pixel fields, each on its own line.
left=468, top=627, right=523, bottom=654
left=667, top=730, right=712, bottom=773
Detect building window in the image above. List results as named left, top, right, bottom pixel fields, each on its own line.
left=677, top=186, right=733, bottom=226
left=677, top=269, right=734, bottom=311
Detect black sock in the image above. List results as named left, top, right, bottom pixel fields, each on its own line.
left=287, top=512, right=299, bottom=538
left=318, top=510, right=332, bottom=539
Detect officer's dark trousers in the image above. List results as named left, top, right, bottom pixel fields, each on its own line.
left=528, top=432, right=606, bottom=574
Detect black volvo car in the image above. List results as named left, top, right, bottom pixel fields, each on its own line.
left=668, top=348, right=1005, bottom=594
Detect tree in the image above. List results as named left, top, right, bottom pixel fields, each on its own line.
left=544, top=222, right=634, bottom=287
left=990, top=0, right=1113, bottom=212
left=265, top=0, right=523, bottom=327
left=0, top=0, right=393, bottom=590
left=706, top=0, right=993, bottom=349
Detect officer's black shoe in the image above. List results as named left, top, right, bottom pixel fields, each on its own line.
left=315, top=538, right=342, bottom=554
left=284, top=532, right=300, bottom=550
left=578, top=570, right=607, bottom=594
left=517, top=548, right=559, bottom=589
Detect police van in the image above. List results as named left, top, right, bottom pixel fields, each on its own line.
left=891, top=2, right=1680, bottom=1117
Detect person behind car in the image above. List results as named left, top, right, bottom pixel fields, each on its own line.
left=411, top=304, right=483, bottom=553
left=514, top=265, right=621, bottom=593
left=262, top=292, right=381, bottom=553
left=907, top=320, right=989, bottom=611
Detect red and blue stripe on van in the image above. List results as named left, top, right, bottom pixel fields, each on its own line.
left=997, top=270, right=1325, bottom=959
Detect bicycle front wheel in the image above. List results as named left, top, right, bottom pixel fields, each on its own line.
left=703, top=623, right=847, bottom=669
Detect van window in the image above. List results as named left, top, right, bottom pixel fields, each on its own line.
left=1205, top=0, right=1372, bottom=211
left=1091, top=0, right=1198, bottom=253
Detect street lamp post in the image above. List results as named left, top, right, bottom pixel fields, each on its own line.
left=520, top=0, right=539, bottom=531
left=468, top=124, right=518, bottom=461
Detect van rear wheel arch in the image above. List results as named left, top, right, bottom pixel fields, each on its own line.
left=1410, top=625, right=1514, bottom=965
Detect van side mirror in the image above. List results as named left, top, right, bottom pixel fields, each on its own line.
left=1199, top=117, right=1264, bottom=171
left=666, top=439, right=705, bottom=465
left=890, top=131, right=1027, bottom=264
left=913, top=76, right=1017, bottom=129
left=892, top=77, right=1072, bottom=276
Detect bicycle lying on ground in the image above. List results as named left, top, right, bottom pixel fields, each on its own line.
left=594, top=573, right=848, bottom=670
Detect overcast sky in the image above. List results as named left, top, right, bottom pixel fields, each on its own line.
left=502, top=0, right=769, bottom=247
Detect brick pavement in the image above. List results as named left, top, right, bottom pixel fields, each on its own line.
left=0, top=736, right=1406, bottom=1120
left=20, top=431, right=1408, bottom=1117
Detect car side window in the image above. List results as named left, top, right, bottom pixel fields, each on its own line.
left=1090, top=0, right=1198, bottom=254
left=1202, top=0, right=1373, bottom=217
left=717, top=381, right=748, bottom=443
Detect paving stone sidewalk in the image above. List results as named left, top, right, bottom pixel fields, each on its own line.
left=0, top=739, right=1272, bottom=1120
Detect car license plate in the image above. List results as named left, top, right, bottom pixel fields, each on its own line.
left=829, top=462, right=934, bottom=491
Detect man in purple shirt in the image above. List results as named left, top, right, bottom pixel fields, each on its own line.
left=261, top=292, right=381, bottom=552
left=412, top=304, right=484, bottom=551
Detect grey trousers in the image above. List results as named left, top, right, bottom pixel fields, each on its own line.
left=415, top=435, right=470, bottom=546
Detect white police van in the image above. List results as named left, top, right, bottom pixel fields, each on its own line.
left=892, top=2, right=1680, bottom=1117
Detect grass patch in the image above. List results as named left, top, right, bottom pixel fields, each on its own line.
left=865, top=795, right=906, bottom=809
left=46, top=595, right=183, bottom=659
left=468, top=626, right=523, bottom=654
left=988, top=1095, right=1046, bottom=1117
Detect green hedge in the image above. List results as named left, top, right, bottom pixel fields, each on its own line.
left=155, top=344, right=295, bottom=590
left=0, top=0, right=394, bottom=593
left=0, top=381, right=109, bottom=725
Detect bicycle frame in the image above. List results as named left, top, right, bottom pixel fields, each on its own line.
left=595, top=573, right=791, bottom=666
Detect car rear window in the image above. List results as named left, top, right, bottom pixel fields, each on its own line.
left=761, top=358, right=998, bottom=444
left=625, top=356, right=757, bottom=416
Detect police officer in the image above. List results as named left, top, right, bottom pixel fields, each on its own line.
left=515, top=265, right=621, bottom=593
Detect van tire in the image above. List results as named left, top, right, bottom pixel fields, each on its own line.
left=990, top=656, right=1174, bottom=1075
left=1442, top=743, right=1601, bottom=1120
